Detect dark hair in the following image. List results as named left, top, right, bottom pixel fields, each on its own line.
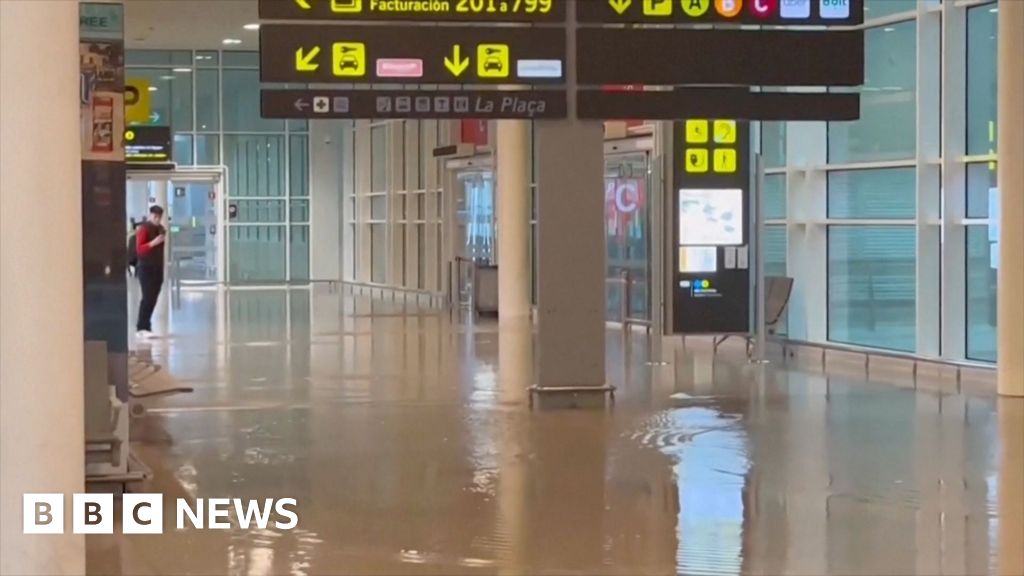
left=149, top=205, right=164, bottom=216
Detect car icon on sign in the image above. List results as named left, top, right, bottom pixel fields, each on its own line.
left=337, top=48, right=360, bottom=71
left=483, top=48, right=503, bottom=72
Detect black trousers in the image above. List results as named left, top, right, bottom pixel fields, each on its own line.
left=136, top=265, right=164, bottom=332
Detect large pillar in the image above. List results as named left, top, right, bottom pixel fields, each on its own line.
left=0, top=1, right=86, bottom=574
left=997, top=0, right=1024, bottom=397
left=534, top=119, right=608, bottom=395
left=495, top=120, right=532, bottom=321
left=310, top=120, right=342, bottom=282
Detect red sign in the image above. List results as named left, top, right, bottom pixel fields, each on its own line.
left=750, top=0, right=777, bottom=18
left=605, top=178, right=646, bottom=236
left=460, top=119, right=488, bottom=146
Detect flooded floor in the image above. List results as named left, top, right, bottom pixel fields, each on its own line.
left=89, top=287, right=1024, bottom=575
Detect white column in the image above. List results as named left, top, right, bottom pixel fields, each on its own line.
left=310, top=120, right=342, bottom=281
left=496, top=120, right=532, bottom=321
left=0, top=1, right=85, bottom=574
left=997, top=0, right=1024, bottom=397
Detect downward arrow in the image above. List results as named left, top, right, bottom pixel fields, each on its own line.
left=444, top=44, right=469, bottom=78
left=608, top=0, right=632, bottom=14
left=295, top=0, right=312, bottom=9
left=295, top=46, right=321, bottom=72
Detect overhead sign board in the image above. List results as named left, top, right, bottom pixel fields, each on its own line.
left=259, top=0, right=566, bottom=22
left=577, top=89, right=861, bottom=121
left=260, top=24, right=566, bottom=84
left=578, top=0, right=862, bottom=26
left=576, top=28, right=864, bottom=87
left=262, top=89, right=567, bottom=119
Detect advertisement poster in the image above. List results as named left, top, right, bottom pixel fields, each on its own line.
left=80, top=40, right=125, bottom=161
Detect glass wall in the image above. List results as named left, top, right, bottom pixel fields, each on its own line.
left=763, top=1, right=1003, bottom=362
left=126, top=50, right=310, bottom=283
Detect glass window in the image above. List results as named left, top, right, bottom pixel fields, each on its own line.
left=196, top=69, right=219, bottom=131
left=126, top=68, right=192, bottom=130
left=196, top=135, right=219, bottom=165
left=288, top=119, right=309, bottom=133
left=229, top=225, right=286, bottom=282
left=126, top=50, right=192, bottom=67
left=761, top=122, right=786, bottom=169
left=224, top=135, right=285, bottom=197
left=371, top=125, right=388, bottom=192
left=966, top=226, right=997, bottom=362
left=864, top=0, right=917, bottom=20
left=290, top=200, right=310, bottom=223
left=966, top=162, right=999, bottom=218
left=223, top=69, right=284, bottom=132
left=765, top=225, right=787, bottom=278
left=419, top=120, right=434, bottom=188
left=371, top=196, right=388, bottom=220
left=222, top=51, right=260, bottom=67
left=828, top=226, right=916, bottom=352
left=173, top=134, right=193, bottom=165
left=194, top=51, right=219, bottom=67
left=967, top=4, right=999, bottom=156
left=371, top=224, right=387, bottom=283
left=290, top=225, right=310, bottom=281
left=231, top=199, right=285, bottom=222
left=829, top=23, right=917, bottom=163
left=764, top=174, right=786, bottom=220
left=828, top=168, right=916, bottom=219
left=289, top=135, right=309, bottom=197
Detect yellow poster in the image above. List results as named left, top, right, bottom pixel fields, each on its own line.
left=125, top=78, right=151, bottom=125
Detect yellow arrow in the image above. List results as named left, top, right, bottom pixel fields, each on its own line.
left=608, top=0, right=631, bottom=14
left=295, top=46, right=321, bottom=71
left=444, top=44, right=469, bottom=78
left=295, top=0, right=312, bottom=9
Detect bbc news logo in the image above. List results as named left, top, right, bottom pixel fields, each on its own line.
left=23, top=494, right=298, bottom=534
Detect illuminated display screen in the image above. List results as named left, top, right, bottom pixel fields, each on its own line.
left=679, top=246, right=718, bottom=273
left=678, top=188, right=744, bottom=246
left=124, top=126, right=171, bottom=164
left=259, top=0, right=566, bottom=22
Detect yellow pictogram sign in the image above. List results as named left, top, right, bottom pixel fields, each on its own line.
left=333, top=42, right=366, bottom=77
left=124, top=129, right=136, bottom=142
left=681, top=0, right=711, bottom=17
left=685, top=148, right=709, bottom=173
left=685, top=120, right=709, bottom=144
left=713, top=119, right=737, bottom=143
left=125, top=78, right=151, bottom=125
left=295, top=46, right=320, bottom=72
left=445, top=44, right=470, bottom=77
left=714, top=148, right=737, bottom=173
left=331, top=0, right=362, bottom=13
left=644, top=0, right=673, bottom=15
left=477, top=44, right=509, bottom=78
left=608, top=0, right=633, bottom=14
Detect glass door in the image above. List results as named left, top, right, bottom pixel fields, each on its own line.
left=605, top=152, right=651, bottom=323
left=455, top=170, right=496, bottom=264
left=167, top=180, right=219, bottom=283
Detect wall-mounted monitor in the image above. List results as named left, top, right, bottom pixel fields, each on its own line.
left=678, top=188, right=744, bottom=246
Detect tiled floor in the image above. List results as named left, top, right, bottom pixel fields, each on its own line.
left=89, top=286, right=1024, bottom=575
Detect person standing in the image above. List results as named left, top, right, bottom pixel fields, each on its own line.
left=135, top=205, right=166, bottom=338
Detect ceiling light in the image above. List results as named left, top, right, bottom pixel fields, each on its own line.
left=883, top=27, right=895, bottom=32
left=989, top=6, right=998, bottom=12
left=173, top=67, right=192, bottom=73
left=160, top=75, right=175, bottom=80
left=244, top=23, right=260, bottom=30
left=148, top=86, right=158, bottom=91
left=223, top=38, right=243, bottom=45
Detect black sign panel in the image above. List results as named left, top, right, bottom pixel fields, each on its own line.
left=124, top=126, right=172, bottom=163
left=578, top=89, right=861, bottom=121
left=259, top=0, right=567, bottom=22
left=577, top=28, right=864, bottom=87
left=670, top=120, right=751, bottom=335
left=578, top=0, right=862, bottom=26
left=261, top=89, right=567, bottom=119
left=260, top=24, right=566, bottom=84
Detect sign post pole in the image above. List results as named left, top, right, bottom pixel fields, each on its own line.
left=751, top=153, right=769, bottom=364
